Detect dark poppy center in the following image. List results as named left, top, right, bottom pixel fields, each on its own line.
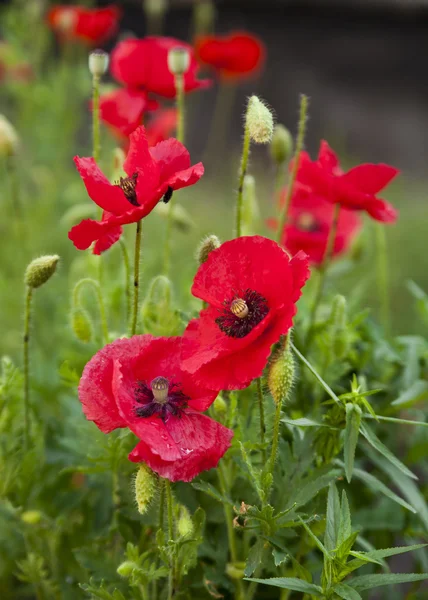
left=116, top=172, right=139, bottom=206
left=294, top=212, right=319, bottom=232
left=215, top=289, right=269, bottom=338
left=134, top=376, right=189, bottom=421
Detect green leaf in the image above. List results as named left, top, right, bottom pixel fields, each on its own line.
left=333, top=582, right=362, bottom=600
left=244, top=538, right=265, bottom=577
left=346, top=544, right=427, bottom=573
left=344, top=404, right=361, bottom=483
left=391, top=379, right=428, bottom=408
left=293, top=469, right=341, bottom=509
left=337, top=490, right=352, bottom=547
left=325, top=483, right=341, bottom=552
left=281, top=417, right=326, bottom=427
left=347, top=572, right=428, bottom=591
left=191, top=481, right=233, bottom=506
left=272, top=548, right=288, bottom=567
left=365, top=414, right=428, bottom=428
left=244, top=577, right=323, bottom=595
left=298, top=517, right=331, bottom=558
left=336, top=531, right=359, bottom=563
left=360, top=422, right=417, bottom=480
left=290, top=342, right=341, bottom=405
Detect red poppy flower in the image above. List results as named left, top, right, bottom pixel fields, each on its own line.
left=181, top=236, right=310, bottom=390
left=110, top=36, right=211, bottom=98
left=69, top=126, right=204, bottom=254
left=79, top=335, right=233, bottom=482
left=296, top=141, right=399, bottom=223
left=268, top=186, right=362, bottom=265
left=195, top=32, right=265, bottom=80
left=98, top=88, right=159, bottom=139
left=48, top=5, right=121, bottom=45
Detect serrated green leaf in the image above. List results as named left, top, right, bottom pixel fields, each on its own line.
left=360, top=422, right=417, bottom=480
left=244, top=538, right=265, bottom=577
left=344, top=404, right=361, bottom=483
left=336, top=531, right=359, bottom=563
left=346, top=543, right=427, bottom=574
left=292, top=469, right=341, bottom=509
left=325, top=483, right=341, bottom=552
left=347, top=572, right=428, bottom=591
left=391, top=379, right=428, bottom=408
left=333, top=582, right=362, bottom=600
left=365, top=414, right=428, bottom=428
left=272, top=548, right=288, bottom=567
left=243, top=577, right=323, bottom=595
left=191, top=481, right=233, bottom=506
left=281, top=417, right=325, bottom=427
left=337, top=490, right=352, bottom=547
left=348, top=550, right=383, bottom=565
left=298, top=517, right=331, bottom=558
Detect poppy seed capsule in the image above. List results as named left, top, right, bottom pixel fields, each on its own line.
left=25, top=255, right=59, bottom=289
left=268, top=345, right=295, bottom=406
left=167, top=47, right=190, bottom=75
left=230, top=298, right=249, bottom=319
left=270, top=124, right=293, bottom=164
left=134, top=464, right=157, bottom=515
left=151, top=376, right=169, bottom=404
left=196, top=234, right=221, bottom=264
left=247, top=96, right=274, bottom=144
left=88, top=49, right=109, bottom=77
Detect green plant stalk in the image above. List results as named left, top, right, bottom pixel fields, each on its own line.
left=119, top=237, right=131, bottom=327
left=8, top=154, right=21, bottom=218
left=152, top=480, right=166, bottom=599
left=375, top=222, right=390, bottom=335
left=165, top=480, right=175, bottom=600
left=218, top=464, right=245, bottom=600
left=131, top=220, right=143, bottom=336
left=23, top=286, right=33, bottom=450
left=164, top=74, right=185, bottom=275
left=204, top=83, right=237, bottom=162
left=92, top=73, right=101, bottom=163
left=73, top=278, right=109, bottom=344
left=276, top=94, right=309, bottom=243
left=256, top=378, right=266, bottom=463
left=304, top=203, right=341, bottom=350
left=235, top=118, right=251, bottom=238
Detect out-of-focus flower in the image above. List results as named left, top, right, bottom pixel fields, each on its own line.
left=78, top=335, right=233, bottom=482
left=195, top=32, right=265, bottom=80
left=181, top=236, right=310, bottom=390
left=146, top=108, right=178, bottom=146
left=47, top=5, right=121, bottom=45
left=98, top=88, right=159, bottom=139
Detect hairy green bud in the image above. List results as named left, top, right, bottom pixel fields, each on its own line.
left=247, top=96, right=274, bottom=144
left=25, top=255, right=59, bottom=289
left=268, top=344, right=295, bottom=406
left=71, top=307, right=93, bottom=344
left=270, top=124, right=293, bottom=164
left=117, top=561, right=137, bottom=578
left=177, top=505, right=194, bottom=538
left=21, top=510, right=42, bottom=525
left=134, top=464, right=157, bottom=515
left=212, top=394, right=227, bottom=416
left=196, top=234, right=221, bottom=265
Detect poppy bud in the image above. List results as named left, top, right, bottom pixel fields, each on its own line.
left=246, top=96, right=274, bottom=144
left=117, top=561, right=137, bottom=578
left=213, top=394, right=227, bottom=416
left=177, top=505, right=194, bottom=538
left=134, top=464, right=157, bottom=515
left=71, top=307, right=93, bottom=344
left=21, top=510, right=42, bottom=525
left=270, top=124, right=293, bottom=164
left=88, top=49, right=109, bottom=77
left=24, top=255, right=60, bottom=289
left=196, top=234, right=221, bottom=265
left=226, top=562, right=246, bottom=579
left=0, top=114, right=19, bottom=157
left=268, top=344, right=295, bottom=406
left=193, top=0, right=216, bottom=35
left=241, top=175, right=260, bottom=236
left=143, top=0, right=167, bottom=17
left=167, top=47, right=190, bottom=76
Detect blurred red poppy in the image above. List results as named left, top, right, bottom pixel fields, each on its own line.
left=47, top=5, right=121, bottom=45
left=98, top=88, right=159, bottom=139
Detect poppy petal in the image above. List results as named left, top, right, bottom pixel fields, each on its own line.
left=74, top=156, right=131, bottom=214
left=342, top=164, right=399, bottom=195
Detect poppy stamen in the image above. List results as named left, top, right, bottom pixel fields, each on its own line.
left=216, top=289, right=269, bottom=338
left=296, top=212, right=318, bottom=232
left=134, top=378, right=189, bottom=421
left=116, top=172, right=139, bottom=206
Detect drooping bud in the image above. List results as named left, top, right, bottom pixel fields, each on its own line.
left=141, top=275, right=180, bottom=336
left=0, top=114, right=19, bottom=157
left=246, top=96, right=274, bottom=144
left=270, top=124, right=293, bottom=164
left=117, top=561, right=137, bottom=578
left=71, top=307, right=93, bottom=344
left=193, top=0, right=216, bottom=35
left=196, top=234, right=221, bottom=265
left=167, top=47, right=190, bottom=76
left=268, top=343, right=295, bottom=406
left=134, top=464, right=158, bottom=515
left=25, top=255, right=60, bottom=289
left=88, top=49, right=109, bottom=77
left=241, top=174, right=260, bottom=236
left=177, top=505, right=194, bottom=538
left=21, top=510, right=42, bottom=525
left=329, top=295, right=349, bottom=359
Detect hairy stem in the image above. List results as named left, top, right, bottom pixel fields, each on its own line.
left=92, top=73, right=100, bottom=163
left=23, top=286, right=33, bottom=450
left=119, top=237, right=131, bottom=328
left=375, top=222, right=390, bottom=335
left=73, top=278, right=109, bottom=344
left=256, top=378, right=266, bottom=463
left=131, top=220, right=143, bottom=336
left=165, top=480, right=175, bottom=600
left=235, top=118, right=251, bottom=238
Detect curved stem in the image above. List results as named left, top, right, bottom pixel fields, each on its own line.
left=73, top=278, right=109, bottom=344
left=23, top=286, right=33, bottom=450
left=256, top=378, right=266, bottom=463
left=92, top=74, right=100, bottom=163
left=165, top=480, right=175, bottom=600
left=131, top=220, right=143, bottom=336
left=375, top=223, right=390, bottom=335
left=119, top=237, right=131, bottom=327
left=235, top=119, right=251, bottom=238
left=276, top=95, right=309, bottom=243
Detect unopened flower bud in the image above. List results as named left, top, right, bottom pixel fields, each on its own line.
left=71, top=307, right=93, bottom=344
left=134, top=464, right=157, bottom=515
left=193, top=0, right=216, bottom=35
left=196, top=234, right=221, bottom=264
left=270, top=124, right=293, bottom=164
left=213, top=394, right=227, bottom=416
left=25, top=255, right=59, bottom=289
left=246, top=96, right=274, bottom=144
left=177, top=505, right=194, bottom=538
left=143, top=0, right=167, bottom=16
left=88, top=49, right=109, bottom=77
left=241, top=175, right=260, bottom=236
left=117, top=561, right=137, bottom=578
left=21, top=510, right=42, bottom=525
left=0, top=115, right=19, bottom=157
left=268, top=344, right=295, bottom=406
left=226, top=562, right=246, bottom=579
left=167, top=47, right=190, bottom=76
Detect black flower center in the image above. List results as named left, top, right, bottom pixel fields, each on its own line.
left=134, top=376, right=189, bottom=421
left=116, top=172, right=139, bottom=206
left=294, top=212, right=320, bottom=232
left=215, top=289, right=269, bottom=338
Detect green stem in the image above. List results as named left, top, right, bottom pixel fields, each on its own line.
left=304, top=203, right=341, bottom=350
left=8, top=154, right=21, bottom=218
left=23, top=286, right=33, bottom=450
left=204, top=83, right=236, bottom=163
left=153, top=481, right=166, bottom=600
left=73, top=278, right=109, bottom=344
left=92, top=73, right=100, bottom=163
left=131, top=220, right=143, bottom=336
left=276, top=95, right=309, bottom=243
left=256, top=378, right=266, bottom=463
left=119, top=237, right=131, bottom=328
left=165, top=480, right=175, bottom=600
left=235, top=117, right=251, bottom=238
left=375, top=223, right=390, bottom=335
left=266, top=398, right=283, bottom=501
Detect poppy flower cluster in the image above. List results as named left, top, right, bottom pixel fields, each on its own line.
left=47, top=5, right=121, bottom=46
left=69, top=126, right=203, bottom=254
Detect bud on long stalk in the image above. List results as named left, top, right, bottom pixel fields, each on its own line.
left=196, top=234, right=221, bottom=265
left=134, top=464, right=158, bottom=515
